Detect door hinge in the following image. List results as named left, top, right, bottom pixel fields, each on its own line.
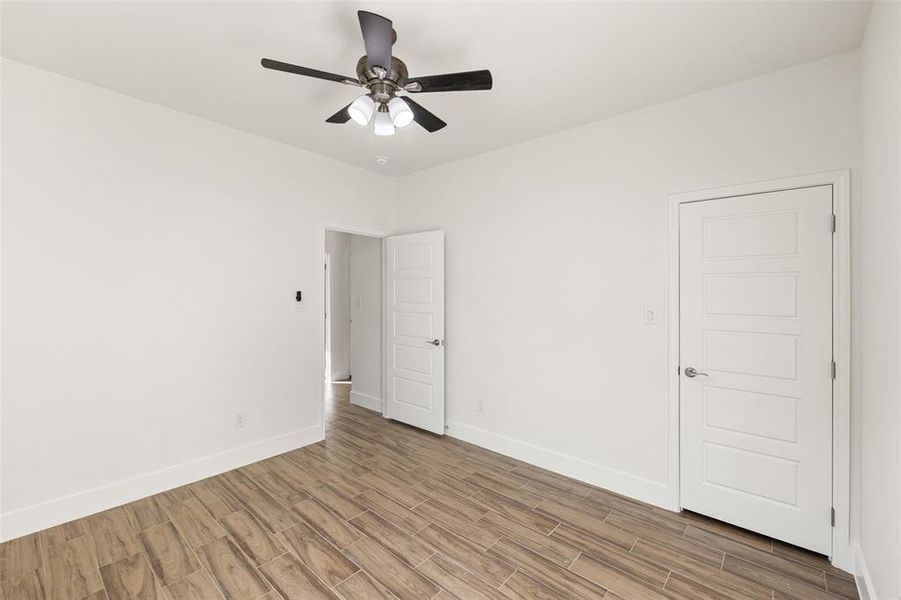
left=831, top=360, right=837, bottom=380
left=831, top=507, right=836, bottom=526
left=831, top=214, right=837, bottom=233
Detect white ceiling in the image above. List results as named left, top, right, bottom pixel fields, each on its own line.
left=2, top=1, right=871, bottom=176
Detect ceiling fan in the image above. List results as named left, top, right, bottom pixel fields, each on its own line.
left=261, top=10, right=493, bottom=136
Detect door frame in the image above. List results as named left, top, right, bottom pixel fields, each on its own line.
left=666, top=170, right=852, bottom=570
left=323, top=251, right=331, bottom=381
left=317, top=222, right=391, bottom=441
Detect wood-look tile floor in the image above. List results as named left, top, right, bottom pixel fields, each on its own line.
left=0, top=383, right=858, bottom=600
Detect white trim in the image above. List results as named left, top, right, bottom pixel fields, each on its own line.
left=349, top=390, right=383, bottom=413
left=317, top=222, right=391, bottom=441
left=446, top=421, right=670, bottom=508
left=0, top=57, right=5, bottom=542
left=0, top=424, right=322, bottom=542
left=854, top=544, right=877, bottom=600
left=666, top=170, right=853, bottom=571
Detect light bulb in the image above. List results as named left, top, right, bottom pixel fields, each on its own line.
left=374, top=109, right=395, bottom=136
left=348, top=95, right=375, bottom=126
left=388, top=97, right=414, bottom=128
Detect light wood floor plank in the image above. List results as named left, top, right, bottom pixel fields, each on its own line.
left=219, top=510, right=284, bottom=567
left=473, top=490, right=558, bottom=535
left=258, top=553, right=339, bottom=600
left=220, top=479, right=299, bottom=536
left=414, top=525, right=514, bottom=588
left=722, top=555, right=840, bottom=600
left=39, top=521, right=87, bottom=554
left=276, top=522, right=359, bottom=587
left=412, top=500, right=500, bottom=550
left=291, top=499, right=363, bottom=551
left=188, top=481, right=243, bottom=520
left=124, top=498, right=169, bottom=534
left=348, top=511, right=434, bottom=568
left=162, top=570, right=225, bottom=600
left=501, top=569, right=572, bottom=600
left=478, top=510, right=579, bottom=567
left=333, top=571, right=395, bottom=600
left=487, top=538, right=607, bottom=600
left=86, top=509, right=144, bottom=568
left=138, top=523, right=201, bottom=586
left=305, top=483, right=366, bottom=522
left=342, top=537, right=438, bottom=600
left=166, top=498, right=227, bottom=550
left=43, top=537, right=104, bottom=600
left=195, top=537, right=270, bottom=600
left=99, top=553, right=164, bottom=600
left=0, top=534, right=42, bottom=583
left=570, top=552, right=671, bottom=600
left=415, top=554, right=511, bottom=600
left=631, top=538, right=771, bottom=600
left=356, top=489, right=430, bottom=536
left=685, top=525, right=827, bottom=587
left=1, top=571, right=46, bottom=600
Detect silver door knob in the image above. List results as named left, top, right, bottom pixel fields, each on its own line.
left=684, top=367, right=709, bottom=378
left=427, top=339, right=443, bottom=346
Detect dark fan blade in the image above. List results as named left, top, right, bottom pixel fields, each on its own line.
left=358, top=11, right=393, bottom=71
left=406, top=70, right=492, bottom=93
left=261, top=58, right=358, bottom=85
left=401, top=97, right=447, bottom=132
left=326, top=103, right=352, bottom=124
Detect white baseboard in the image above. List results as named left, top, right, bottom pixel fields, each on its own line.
left=445, top=421, right=670, bottom=509
left=330, top=370, right=351, bottom=381
left=0, top=424, right=323, bottom=542
left=349, top=391, right=383, bottom=413
left=854, top=544, right=878, bottom=600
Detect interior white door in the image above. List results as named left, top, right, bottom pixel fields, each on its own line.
left=679, top=185, right=833, bottom=554
left=384, top=230, right=445, bottom=434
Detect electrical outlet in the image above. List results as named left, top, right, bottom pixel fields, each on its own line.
left=476, top=398, right=485, bottom=414
left=235, top=412, right=247, bottom=429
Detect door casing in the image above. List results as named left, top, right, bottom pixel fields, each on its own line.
left=666, top=170, right=852, bottom=571
left=317, top=222, right=391, bottom=443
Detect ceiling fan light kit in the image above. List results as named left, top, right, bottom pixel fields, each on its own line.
left=374, top=108, right=395, bottom=136
left=261, top=10, right=493, bottom=136
left=387, top=97, right=414, bottom=128
left=348, top=94, right=375, bottom=125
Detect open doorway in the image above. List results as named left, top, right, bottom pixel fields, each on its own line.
left=322, top=227, right=386, bottom=432
left=318, top=224, right=447, bottom=439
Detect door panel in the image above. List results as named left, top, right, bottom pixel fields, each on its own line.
left=679, top=185, right=832, bottom=554
left=384, top=231, right=445, bottom=434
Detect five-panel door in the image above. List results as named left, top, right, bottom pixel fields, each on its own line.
left=679, top=185, right=833, bottom=553
left=384, top=230, right=446, bottom=434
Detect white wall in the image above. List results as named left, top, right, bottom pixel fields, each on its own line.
left=394, top=52, right=860, bottom=507
left=0, top=60, right=393, bottom=540
left=349, top=234, right=383, bottom=411
left=857, top=3, right=901, bottom=597
left=325, top=231, right=351, bottom=380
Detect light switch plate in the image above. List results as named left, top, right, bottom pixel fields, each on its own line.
left=642, top=306, right=657, bottom=325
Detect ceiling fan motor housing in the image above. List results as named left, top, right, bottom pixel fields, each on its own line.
left=356, top=56, right=408, bottom=104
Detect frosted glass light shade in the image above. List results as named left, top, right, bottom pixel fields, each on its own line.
left=374, top=109, right=395, bottom=136
left=348, top=95, right=375, bottom=125
left=388, top=97, right=414, bottom=128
